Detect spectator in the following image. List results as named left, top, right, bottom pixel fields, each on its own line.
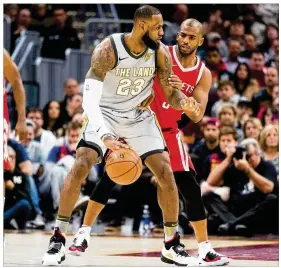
left=242, top=8, right=266, bottom=45
left=233, top=62, right=252, bottom=95
left=10, top=8, right=42, bottom=52
left=190, top=118, right=220, bottom=183
left=242, top=117, right=263, bottom=140
left=41, top=7, right=80, bottom=59
left=162, top=4, right=188, bottom=45
left=240, top=33, right=258, bottom=60
left=207, top=138, right=278, bottom=236
left=43, top=100, right=65, bottom=138
left=22, top=120, right=44, bottom=176
left=260, top=23, right=279, bottom=56
left=59, top=93, right=83, bottom=126
left=259, top=124, right=279, bottom=176
left=4, top=146, right=33, bottom=230
left=224, top=39, right=243, bottom=74
left=229, top=19, right=245, bottom=43
left=236, top=97, right=254, bottom=127
left=47, top=121, right=80, bottom=164
left=266, top=38, right=279, bottom=67
left=60, top=78, right=80, bottom=115
left=211, top=80, right=240, bottom=117
left=27, top=107, right=57, bottom=162
left=72, top=112, right=84, bottom=127
left=260, top=106, right=278, bottom=126
left=252, top=67, right=278, bottom=115
left=248, top=50, right=267, bottom=87
left=4, top=4, right=19, bottom=22
left=8, top=137, right=45, bottom=229
left=206, top=32, right=228, bottom=59
left=216, top=103, right=244, bottom=142
left=205, top=46, right=227, bottom=90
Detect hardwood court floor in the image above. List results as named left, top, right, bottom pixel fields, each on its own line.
left=3, top=231, right=279, bottom=267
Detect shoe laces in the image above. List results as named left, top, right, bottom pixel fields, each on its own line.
left=174, top=243, right=190, bottom=257
left=47, top=241, right=62, bottom=254
left=73, top=229, right=87, bottom=247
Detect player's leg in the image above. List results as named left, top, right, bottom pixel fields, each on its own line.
left=174, top=171, right=231, bottom=266
left=42, top=116, right=107, bottom=266
left=144, top=152, right=199, bottom=266
left=68, top=172, right=116, bottom=255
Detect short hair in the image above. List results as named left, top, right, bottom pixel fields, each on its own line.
left=134, top=5, right=161, bottom=22
left=250, top=49, right=264, bottom=58
left=217, top=80, right=235, bottom=91
left=259, top=124, right=279, bottom=151
left=207, top=46, right=220, bottom=54
left=180, top=18, right=203, bottom=35
left=219, top=126, right=238, bottom=141
left=66, top=121, right=81, bottom=132
left=242, top=117, right=263, bottom=136
left=27, top=107, right=43, bottom=117
left=217, top=103, right=237, bottom=119
left=240, top=138, right=262, bottom=155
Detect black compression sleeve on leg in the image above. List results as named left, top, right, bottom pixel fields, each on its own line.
left=90, top=172, right=116, bottom=205
left=174, top=171, right=207, bottom=222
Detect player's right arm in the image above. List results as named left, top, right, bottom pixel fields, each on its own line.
left=3, top=49, right=27, bottom=142
left=156, top=44, right=188, bottom=110
left=82, top=38, right=129, bottom=150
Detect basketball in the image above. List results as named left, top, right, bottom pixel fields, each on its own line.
left=105, top=148, right=142, bottom=185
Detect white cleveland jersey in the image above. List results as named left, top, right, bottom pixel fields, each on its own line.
left=100, top=33, right=156, bottom=119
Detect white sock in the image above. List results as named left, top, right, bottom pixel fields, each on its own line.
left=164, top=224, right=178, bottom=242
left=198, top=241, right=212, bottom=257
left=80, top=225, right=92, bottom=234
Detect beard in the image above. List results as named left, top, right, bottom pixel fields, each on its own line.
left=142, top=31, right=159, bottom=50
left=206, top=137, right=217, bottom=144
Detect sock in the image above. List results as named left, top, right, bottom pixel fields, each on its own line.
left=55, top=215, right=71, bottom=235
left=198, top=241, right=212, bottom=257
left=80, top=225, right=92, bottom=234
left=164, top=222, right=178, bottom=242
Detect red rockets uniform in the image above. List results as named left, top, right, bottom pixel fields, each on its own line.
left=150, top=45, right=205, bottom=172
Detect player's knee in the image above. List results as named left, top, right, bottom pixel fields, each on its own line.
left=157, top=163, right=176, bottom=191
left=72, top=155, right=95, bottom=181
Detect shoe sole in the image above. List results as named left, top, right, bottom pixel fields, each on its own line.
left=68, top=248, right=87, bottom=256
left=199, top=258, right=232, bottom=266
left=161, top=255, right=194, bottom=266
left=42, top=255, right=65, bottom=266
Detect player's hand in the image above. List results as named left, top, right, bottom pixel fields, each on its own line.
left=168, top=74, right=182, bottom=91
left=15, top=120, right=28, bottom=143
left=102, top=134, right=132, bottom=151
left=180, top=97, right=200, bottom=117
left=138, top=90, right=155, bottom=109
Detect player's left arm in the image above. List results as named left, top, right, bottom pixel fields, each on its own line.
left=3, top=49, right=27, bottom=141
left=183, top=67, right=212, bottom=123
left=156, top=43, right=188, bottom=110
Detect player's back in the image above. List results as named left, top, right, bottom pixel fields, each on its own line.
left=100, top=33, right=156, bottom=120
left=150, top=45, right=205, bottom=132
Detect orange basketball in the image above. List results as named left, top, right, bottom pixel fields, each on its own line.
left=105, top=148, right=142, bottom=185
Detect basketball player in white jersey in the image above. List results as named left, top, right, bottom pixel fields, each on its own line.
left=42, top=6, right=202, bottom=266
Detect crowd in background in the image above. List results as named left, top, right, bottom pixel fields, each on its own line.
left=3, top=3, right=279, bottom=237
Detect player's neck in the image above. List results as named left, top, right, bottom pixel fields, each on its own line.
left=176, top=47, right=197, bottom=68
left=124, top=32, right=146, bottom=55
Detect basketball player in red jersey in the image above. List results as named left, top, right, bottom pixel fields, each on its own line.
left=67, top=19, right=231, bottom=266
left=3, top=48, right=28, bottom=170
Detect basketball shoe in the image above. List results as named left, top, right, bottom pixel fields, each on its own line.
left=198, top=242, right=232, bottom=266
left=161, top=232, right=200, bottom=266
left=42, top=227, right=66, bottom=266
left=68, top=227, right=90, bottom=256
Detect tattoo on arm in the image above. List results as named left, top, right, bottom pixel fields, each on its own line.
left=86, top=38, right=116, bottom=81
left=157, top=45, right=187, bottom=110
